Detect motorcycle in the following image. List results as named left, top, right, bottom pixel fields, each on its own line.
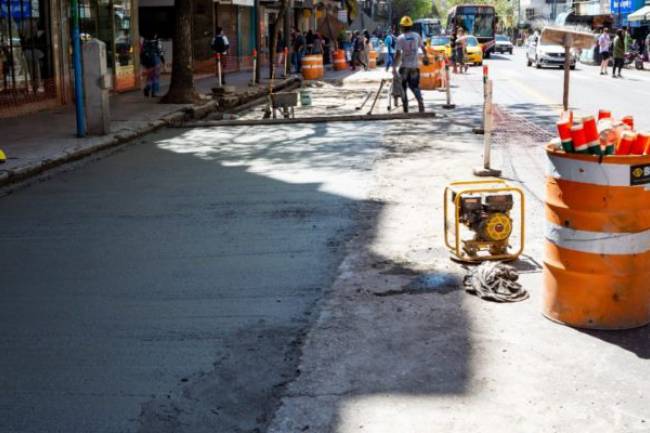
left=624, top=50, right=645, bottom=70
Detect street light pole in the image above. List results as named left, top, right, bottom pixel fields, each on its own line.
left=70, top=0, right=86, bottom=137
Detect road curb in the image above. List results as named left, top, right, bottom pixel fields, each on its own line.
left=0, top=99, right=233, bottom=188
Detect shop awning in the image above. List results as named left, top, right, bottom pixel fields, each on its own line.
left=629, top=5, right=650, bottom=21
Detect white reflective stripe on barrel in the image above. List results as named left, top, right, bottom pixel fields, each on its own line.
left=545, top=221, right=650, bottom=255
left=301, top=65, right=324, bottom=69
left=547, top=153, right=630, bottom=186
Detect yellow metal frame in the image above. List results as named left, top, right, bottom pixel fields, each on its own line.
left=444, top=179, right=525, bottom=263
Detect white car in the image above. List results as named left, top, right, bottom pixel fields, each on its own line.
left=494, top=34, right=513, bottom=54
left=526, top=35, right=576, bottom=69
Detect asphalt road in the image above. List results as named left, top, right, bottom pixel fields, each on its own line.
left=486, top=48, right=650, bottom=130
left=0, top=122, right=384, bottom=433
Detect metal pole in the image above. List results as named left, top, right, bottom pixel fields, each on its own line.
left=562, top=35, right=572, bottom=111
left=473, top=79, right=501, bottom=177
left=71, top=0, right=86, bottom=137
left=254, top=0, right=261, bottom=84
left=217, top=53, right=222, bottom=86
left=442, top=62, right=455, bottom=109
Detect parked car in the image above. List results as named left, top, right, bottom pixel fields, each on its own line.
left=526, top=35, right=576, bottom=69
left=494, top=34, right=513, bottom=54
left=429, top=35, right=451, bottom=58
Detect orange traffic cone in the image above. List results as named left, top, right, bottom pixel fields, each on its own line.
left=557, top=121, right=573, bottom=152
left=582, top=116, right=600, bottom=155
left=617, top=131, right=637, bottom=155
left=598, top=109, right=611, bottom=121
left=622, top=115, right=634, bottom=130
left=571, top=124, right=589, bottom=154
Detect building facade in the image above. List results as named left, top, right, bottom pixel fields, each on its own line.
left=1, top=0, right=140, bottom=118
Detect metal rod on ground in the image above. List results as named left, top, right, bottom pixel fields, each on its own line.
left=473, top=79, right=501, bottom=177
left=367, top=79, right=386, bottom=115
left=442, top=63, right=455, bottom=109
left=356, top=91, right=373, bottom=110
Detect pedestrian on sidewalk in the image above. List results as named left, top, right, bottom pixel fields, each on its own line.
left=312, top=33, right=323, bottom=55
left=612, top=28, right=625, bottom=78
left=275, top=31, right=286, bottom=74
left=211, top=27, right=230, bottom=84
left=646, top=33, right=650, bottom=61
left=351, top=31, right=367, bottom=70
left=323, top=35, right=332, bottom=65
left=384, top=27, right=396, bottom=71
left=292, top=29, right=306, bottom=74
left=393, top=15, right=429, bottom=113
left=306, top=30, right=315, bottom=54
left=598, top=28, right=611, bottom=75
left=141, top=35, right=164, bottom=97
left=452, top=28, right=468, bottom=74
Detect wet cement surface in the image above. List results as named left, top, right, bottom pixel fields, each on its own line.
left=0, top=122, right=384, bottom=433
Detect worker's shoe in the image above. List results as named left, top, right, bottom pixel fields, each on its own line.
left=418, top=101, right=425, bottom=113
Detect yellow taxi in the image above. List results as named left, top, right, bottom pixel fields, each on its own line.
left=429, top=35, right=452, bottom=59
left=464, top=35, right=484, bottom=66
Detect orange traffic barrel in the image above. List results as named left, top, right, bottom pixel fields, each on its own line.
left=544, top=145, right=650, bottom=329
left=332, top=49, right=347, bottom=71
left=301, top=55, right=324, bottom=80
left=368, top=50, right=378, bottom=69
left=419, top=54, right=443, bottom=90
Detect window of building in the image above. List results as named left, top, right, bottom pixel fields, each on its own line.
left=0, top=0, right=56, bottom=107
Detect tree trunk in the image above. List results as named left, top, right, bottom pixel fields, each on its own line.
left=268, top=0, right=289, bottom=79
left=161, top=0, right=199, bottom=104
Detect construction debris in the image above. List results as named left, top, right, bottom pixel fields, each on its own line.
left=463, top=262, right=529, bottom=302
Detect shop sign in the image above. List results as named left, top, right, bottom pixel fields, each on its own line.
left=0, top=0, right=39, bottom=19
left=232, top=0, right=254, bottom=5
left=610, top=0, right=634, bottom=15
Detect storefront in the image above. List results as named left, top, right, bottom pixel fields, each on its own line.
left=77, top=0, right=138, bottom=91
left=1, top=0, right=60, bottom=116
left=214, top=0, right=255, bottom=71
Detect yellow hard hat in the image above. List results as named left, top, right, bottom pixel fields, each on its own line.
left=400, top=16, right=413, bottom=27
left=0, top=149, right=5, bottom=163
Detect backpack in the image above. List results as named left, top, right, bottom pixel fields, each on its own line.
left=140, top=40, right=158, bottom=68
left=355, top=36, right=365, bottom=51
left=212, top=35, right=227, bottom=53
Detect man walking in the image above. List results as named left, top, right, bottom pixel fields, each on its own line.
left=612, top=28, right=625, bottom=78
left=351, top=31, right=367, bottom=71
left=292, top=29, right=305, bottom=74
left=598, top=28, right=611, bottom=75
left=384, top=27, right=396, bottom=71
left=211, top=27, right=230, bottom=84
left=392, top=15, right=429, bottom=113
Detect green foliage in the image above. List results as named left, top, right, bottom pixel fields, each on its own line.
left=391, top=0, right=433, bottom=24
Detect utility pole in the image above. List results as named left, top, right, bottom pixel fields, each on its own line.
left=70, top=0, right=86, bottom=137
left=254, top=0, right=262, bottom=83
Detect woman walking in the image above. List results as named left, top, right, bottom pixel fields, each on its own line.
left=612, top=28, right=625, bottom=78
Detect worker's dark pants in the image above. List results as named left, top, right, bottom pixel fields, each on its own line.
left=399, top=67, right=423, bottom=112
left=612, top=57, right=624, bottom=75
